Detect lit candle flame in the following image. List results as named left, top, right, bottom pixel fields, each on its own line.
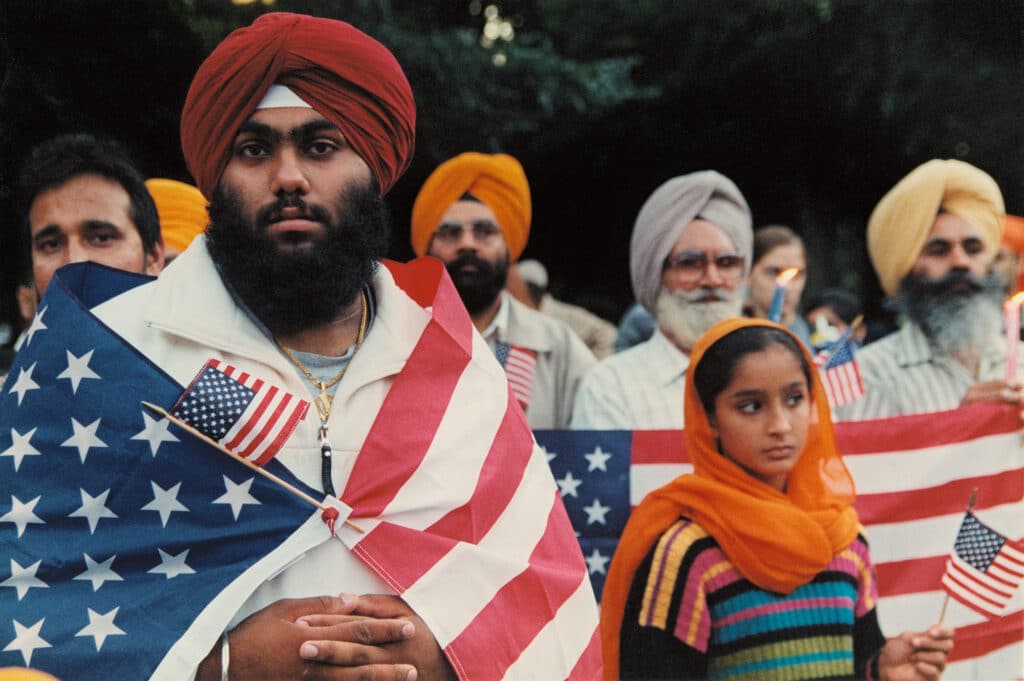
left=1007, top=291, right=1024, bottom=308
left=775, top=267, right=801, bottom=286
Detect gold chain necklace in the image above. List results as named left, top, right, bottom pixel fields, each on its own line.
left=275, top=289, right=369, bottom=423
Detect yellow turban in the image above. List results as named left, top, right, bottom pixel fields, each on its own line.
left=867, top=159, right=1005, bottom=296
left=145, top=178, right=208, bottom=253
left=410, top=152, right=531, bottom=260
left=0, top=670, right=61, bottom=681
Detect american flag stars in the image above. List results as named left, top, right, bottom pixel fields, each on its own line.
left=0, top=264, right=328, bottom=677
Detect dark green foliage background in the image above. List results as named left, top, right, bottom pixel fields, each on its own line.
left=1, top=0, right=1021, bottom=331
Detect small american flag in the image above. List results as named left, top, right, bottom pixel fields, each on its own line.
left=941, top=511, right=1024, bottom=617
left=494, top=341, right=537, bottom=409
left=814, top=332, right=864, bottom=407
left=170, top=360, right=309, bottom=466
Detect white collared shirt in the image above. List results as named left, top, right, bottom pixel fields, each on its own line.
left=570, top=328, right=689, bottom=429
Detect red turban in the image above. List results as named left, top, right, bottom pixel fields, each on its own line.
left=180, top=13, right=415, bottom=198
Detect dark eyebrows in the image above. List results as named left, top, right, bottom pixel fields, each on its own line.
left=32, top=224, right=62, bottom=243
left=292, top=119, right=342, bottom=140
left=236, top=119, right=342, bottom=144
left=236, top=120, right=280, bottom=143
left=82, top=219, right=124, bottom=234
left=728, top=389, right=765, bottom=400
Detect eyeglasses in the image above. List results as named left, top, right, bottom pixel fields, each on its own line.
left=433, top=221, right=502, bottom=243
left=663, top=250, right=745, bottom=283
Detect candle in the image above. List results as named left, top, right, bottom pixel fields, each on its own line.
left=768, top=268, right=801, bottom=323
left=1004, top=291, right=1024, bottom=382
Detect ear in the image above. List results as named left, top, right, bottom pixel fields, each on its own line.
left=144, top=242, right=166, bottom=276
left=15, top=285, right=37, bottom=325
left=708, top=413, right=719, bottom=438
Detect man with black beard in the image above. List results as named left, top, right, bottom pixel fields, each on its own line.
left=571, top=171, right=753, bottom=429
left=410, top=152, right=595, bottom=429
left=836, top=159, right=1019, bottom=420
left=83, top=13, right=599, bottom=681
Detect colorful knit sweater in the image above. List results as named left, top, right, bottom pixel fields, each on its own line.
left=619, top=518, right=886, bottom=680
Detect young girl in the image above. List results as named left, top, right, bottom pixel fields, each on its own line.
left=601, top=318, right=953, bottom=680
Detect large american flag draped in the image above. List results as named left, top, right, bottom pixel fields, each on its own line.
left=538, top=405, right=1024, bottom=681
left=0, top=264, right=331, bottom=678
left=1, top=259, right=600, bottom=680
left=337, top=259, right=599, bottom=680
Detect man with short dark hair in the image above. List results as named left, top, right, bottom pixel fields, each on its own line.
left=28, top=13, right=597, bottom=680
left=16, top=133, right=164, bottom=297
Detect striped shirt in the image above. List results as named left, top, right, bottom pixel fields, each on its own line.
left=835, top=321, right=1010, bottom=421
left=620, top=519, right=885, bottom=680
left=571, top=328, right=689, bottom=429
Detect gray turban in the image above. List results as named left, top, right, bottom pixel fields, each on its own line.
left=630, top=170, right=753, bottom=313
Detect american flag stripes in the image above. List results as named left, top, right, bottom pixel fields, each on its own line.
left=171, top=359, right=309, bottom=466
left=494, top=340, right=537, bottom=409
left=338, top=259, right=599, bottom=679
left=941, top=511, right=1024, bottom=618
left=537, top=403, right=1024, bottom=681
left=2, top=259, right=601, bottom=679
left=814, top=332, right=865, bottom=407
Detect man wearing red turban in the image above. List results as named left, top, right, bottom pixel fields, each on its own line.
left=84, top=12, right=597, bottom=681
left=411, top=152, right=596, bottom=428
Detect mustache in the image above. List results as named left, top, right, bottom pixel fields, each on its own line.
left=449, top=252, right=497, bottom=273
left=257, top=195, right=332, bottom=226
left=926, top=269, right=986, bottom=293
left=666, top=285, right=743, bottom=304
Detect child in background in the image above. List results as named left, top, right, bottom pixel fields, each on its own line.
left=745, top=226, right=811, bottom=347
left=601, top=317, right=953, bottom=680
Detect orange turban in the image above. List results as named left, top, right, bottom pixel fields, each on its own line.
left=145, top=178, right=207, bottom=253
left=1002, top=215, right=1024, bottom=292
left=180, top=13, right=415, bottom=198
left=410, top=152, right=531, bottom=260
left=867, top=159, right=1005, bottom=296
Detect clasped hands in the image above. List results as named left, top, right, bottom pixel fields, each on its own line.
left=196, top=593, right=456, bottom=681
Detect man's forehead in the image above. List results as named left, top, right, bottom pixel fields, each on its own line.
left=238, top=107, right=336, bottom=134
left=925, top=212, right=985, bottom=242
left=672, top=218, right=735, bottom=252
left=438, top=199, right=499, bottom=224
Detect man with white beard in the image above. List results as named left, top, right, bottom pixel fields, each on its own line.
left=836, top=159, right=1021, bottom=420
left=571, top=171, right=752, bottom=429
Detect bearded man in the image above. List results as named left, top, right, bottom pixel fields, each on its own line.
left=411, top=152, right=595, bottom=429
left=571, top=171, right=753, bottom=429
left=48, top=13, right=598, bottom=680
left=836, top=159, right=1018, bottom=420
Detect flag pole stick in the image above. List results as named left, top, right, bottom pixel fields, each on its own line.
left=142, top=401, right=362, bottom=533
left=938, top=488, right=978, bottom=625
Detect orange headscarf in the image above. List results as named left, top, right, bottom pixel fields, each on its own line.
left=600, top=317, right=860, bottom=680
left=410, top=152, right=531, bottom=260
left=145, top=178, right=207, bottom=253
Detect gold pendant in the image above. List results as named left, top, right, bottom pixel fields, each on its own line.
left=315, top=392, right=332, bottom=422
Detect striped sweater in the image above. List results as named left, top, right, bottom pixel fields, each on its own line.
left=620, top=518, right=886, bottom=680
